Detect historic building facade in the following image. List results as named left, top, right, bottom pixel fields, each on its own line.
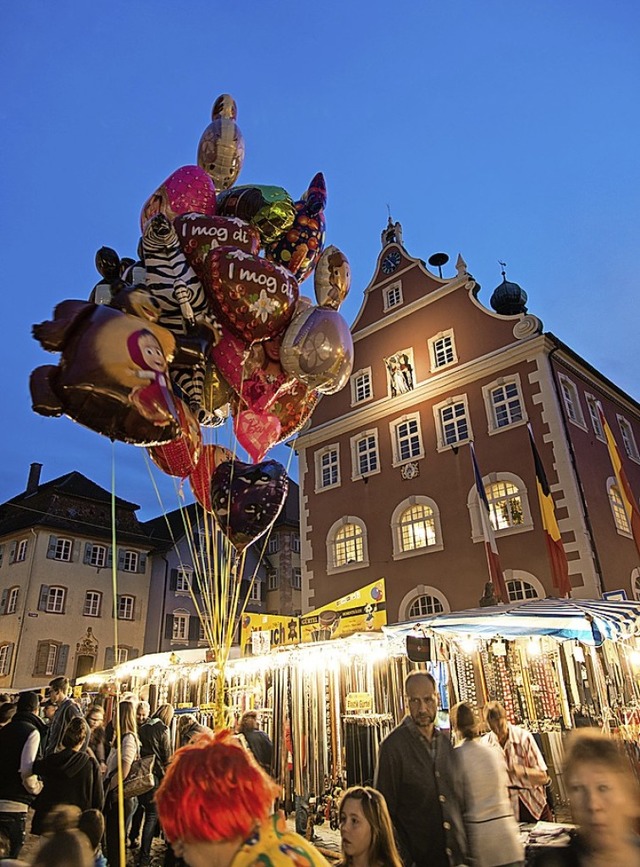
left=295, top=221, right=640, bottom=623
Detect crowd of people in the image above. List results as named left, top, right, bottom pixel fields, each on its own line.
left=0, top=670, right=638, bottom=867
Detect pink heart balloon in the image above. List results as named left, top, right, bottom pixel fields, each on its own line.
left=234, top=410, right=282, bottom=463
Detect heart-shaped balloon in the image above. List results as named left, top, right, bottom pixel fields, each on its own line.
left=140, top=166, right=216, bottom=231
left=204, top=247, right=298, bottom=343
left=269, top=380, right=320, bottom=443
left=211, top=459, right=289, bottom=551
left=280, top=305, right=354, bottom=394
left=189, top=444, right=234, bottom=511
left=147, top=401, right=202, bottom=477
left=175, top=213, right=260, bottom=283
left=234, top=410, right=282, bottom=463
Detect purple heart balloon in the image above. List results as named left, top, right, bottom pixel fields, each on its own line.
left=210, top=459, right=289, bottom=551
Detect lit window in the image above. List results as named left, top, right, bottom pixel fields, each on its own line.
left=506, top=579, right=539, bottom=601
left=123, top=551, right=139, bottom=573
left=172, top=612, right=189, bottom=640
left=291, top=534, right=300, bottom=553
left=429, top=332, right=456, bottom=369
left=352, top=431, right=379, bottom=478
left=268, top=536, right=279, bottom=555
left=585, top=395, right=605, bottom=440
left=618, top=416, right=640, bottom=462
left=267, top=569, right=279, bottom=591
left=608, top=480, right=631, bottom=534
left=89, top=545, right=106, bottom=568
left=400, top=504, right=437, bottom=551
left=117, top=595, right=134, bottom=620
left=6, top=587, right=19, bottom=615
left=176, top=570, right=191, bottom=592
left=292, top=568, right=302, bottom=590
left=438, top=400, right=470, bottom=446
left=489, top=382, right=523, bottom=429
left=486, top=480, right=524, bottom=531
left=315, top=446, right=340, bottom=491
left=391, top=414, right=423, bottom=464
left=383, top=282, right=403, bottom=310
left=351, top=369, right=373, bottom=405
left=46, top=587, right=66, bottom=614
left=333, top=524, right=364, bottom=568
left=54, top=538, right=72, bottom=562
left=0, top=644, right=11, bottom=674
left=558, top=375, right=585, bottom=427
left=84, top=591, right=102, bottom=617
left=408, top=594, right=444, bottom=618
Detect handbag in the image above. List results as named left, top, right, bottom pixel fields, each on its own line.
left=122, top=753, right=156, bottom=799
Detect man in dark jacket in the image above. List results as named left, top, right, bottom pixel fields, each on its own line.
left=133, top=709, right=174, bottom=865
left=238, top=711, right=273, bottom=775
left=374, top=671, right=467, bottom=867
left=44, top=676, right=83, bottom=755
left=0, top=692, right=47, bottom=858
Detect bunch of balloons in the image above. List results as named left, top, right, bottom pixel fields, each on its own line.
left=29, top=94, right=353, bottom=551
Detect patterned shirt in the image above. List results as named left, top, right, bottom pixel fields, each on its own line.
left=233, top=813, right=330, bottom=867
left=484, top=724, right=548, bottom=820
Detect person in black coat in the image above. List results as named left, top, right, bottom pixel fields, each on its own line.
left=133, top=704, right=175, bottom=866
left=238, top=711, right=273, bottom=775
left=31, top=717, right=103, bottom=835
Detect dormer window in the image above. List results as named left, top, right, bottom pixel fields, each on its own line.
left=383, top=281, right=403, bottom=311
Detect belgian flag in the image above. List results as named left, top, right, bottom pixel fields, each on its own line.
left=597, top=404, right=640, bottom=559
left=527, top=424, right=572, bottom=597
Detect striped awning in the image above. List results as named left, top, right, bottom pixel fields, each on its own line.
left=384, top=598, right=640, bottom=646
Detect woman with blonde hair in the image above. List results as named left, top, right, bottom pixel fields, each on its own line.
left=103, top=700, right=139, bottom=867
left=451, top=702, right=524, bottom=867
left=338, top=786, right=403, bottom=867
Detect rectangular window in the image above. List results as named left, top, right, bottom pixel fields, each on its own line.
left=558, top=375, right=585, bottom=426
left=117, top=595, right=134, bottom=620
left=440, top=401, right=470, bottom=445
left=383, top=282, right=403, bottom=310
left=393, top=416, right=423, bottom=462
left=268, top=536, right=279, bottom=555
left=54, top=538, right=72, bottom=562
left=429, top=331, right=457, bottom=371
left=15, top=539, right=28, bottom=563
left=46, top=587, right=66, bottom=614
left=172, top=613, right=188, bottom=640
left=585, top=395, right=605, bottom=440
left=354, top=433, right=378, bottom=477
left=316, top=447, right=340, bottom=491
left=351, top=369, right=373, bottom=405
left=198, top=621, right=206, bottom=641
left=267, top=569, right=279, bottom=591
left=248, top=582, right=261, bottom=603
left=618, top=417, right=640, bottom=461
left=45, top=644, right=58, bottom=676
left=0, top=644, right=10, bottom=675
left=6, top=587, right=19, bottom=615
left=292, top=567, right=302, bottom=591
left=123, top=551, right=138, bottom=572
left=491, top=382, right=523, bottom=428
left=115, top=648, right=129, bottom=665
left=84, top=591, right=102, bottom=617
left=176, top=570, right=191, bottom=592
left=89, top=545, right=106, bottom=568
left=291, top=534, right=300, bottom=553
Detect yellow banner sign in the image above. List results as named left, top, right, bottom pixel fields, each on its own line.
left=346, top=692, right=374, bottom=713
left=240, top=613, right=301, bottom=656
left=300, top=579, right=386, bottom=642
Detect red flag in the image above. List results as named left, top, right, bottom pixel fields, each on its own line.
left=598, top=405, right=640, bottom=559
left=470, top=442, right=508, bottom=603
left=527, top=424, right=572, bottom=597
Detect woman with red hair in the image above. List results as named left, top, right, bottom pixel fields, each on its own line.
left=156, top=730, right=329, bottom=867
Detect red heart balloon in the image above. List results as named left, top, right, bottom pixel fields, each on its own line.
left=189, top=443, right=234, bottom=511
left=234, top=410, right=282, bottom=463
left=148, top=402, right=202, bottom=477
left=204, top=247, right=298, bottom=343
left=175, top=214, right=260, bottom=283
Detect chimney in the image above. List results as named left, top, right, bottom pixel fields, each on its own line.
left=26, top=462, right=42, bottom=495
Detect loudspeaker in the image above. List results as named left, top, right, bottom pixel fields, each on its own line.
left=406, top=635, right=434, bottom=662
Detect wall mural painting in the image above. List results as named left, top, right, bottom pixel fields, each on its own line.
left=385, top=349, right=415, bottom=397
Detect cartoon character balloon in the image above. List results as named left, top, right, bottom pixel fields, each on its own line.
left=265, top=173, right=326, bottom=283
left=197, top=94, right=245, bottom=192
left=313, top=245, right=351, bottom=310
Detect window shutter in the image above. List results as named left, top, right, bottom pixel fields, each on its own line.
left=34, top=641, right=49, bottom=676
left=164, top=614, right=173, bottom=639
left=135, top=597, right=142, bottom=621
left=188, top=616, right=200, bottom=641
left=60, top=588, right=67, bottom=614
left=4, top=643, right=14, bottom=673
left=83, top=543, right=93, bottom=565
left=104, top=647, right=115, bottom=669
left=55, top=644, right=69, bottom=675
left=138, top=553, right=147, bottom=574
left=107, top=547, right=113, bottom=568
left=72, top=541, right=80, bottom=562
left=9, top=541, right=16, bottom=562
left=0, top=589, right=6, bottom=614
left=169, top=569, right=178, bottom=591
left=47, top=536, right=58, bottom=559
left=117, top=549, right=126, bottom=571
left=38, top=585, right=50, bottom=611
left=130, top=647, right=139, bottom=660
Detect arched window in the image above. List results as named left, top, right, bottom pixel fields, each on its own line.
left=608, top=478, right=631, bottom=534
left=468, top=472, right=533, bottom=541
left=408, top=594, right=444, bottom=618
left=506, top=579, right=539, bottom=601
left=326, top=517, right=369, bottom=574
left=398, top=585, right=450, bottom=620
left=632, top=568, right=640, bottom=602
left=391, top=497, right=443, bottom=559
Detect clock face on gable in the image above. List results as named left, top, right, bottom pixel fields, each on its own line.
left=381, top=249, right=401, bottom=274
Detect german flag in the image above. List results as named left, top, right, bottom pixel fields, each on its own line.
left=597, top=405, right=640, bottom=559
left=527, top=424, right=572, bottom=597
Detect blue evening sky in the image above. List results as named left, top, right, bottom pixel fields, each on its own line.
left=1, top=1, right=638, bottom=519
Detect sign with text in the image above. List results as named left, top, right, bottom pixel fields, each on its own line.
left=300, top=579, right=386, bottom=643
left=240, top=613, right=300, bottom=656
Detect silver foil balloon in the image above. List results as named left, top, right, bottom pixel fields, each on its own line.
left=280, top=305, right=353, bottom=394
